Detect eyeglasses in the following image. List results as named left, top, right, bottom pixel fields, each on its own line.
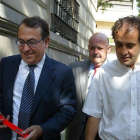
left=16, top=38, right=43, bottom=47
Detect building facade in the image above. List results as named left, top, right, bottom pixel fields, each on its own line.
left=0, top=0, right=97, bottom=65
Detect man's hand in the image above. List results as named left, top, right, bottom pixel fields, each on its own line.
left=18, top=125, right=43, bottom=140
left=0, top=112, right=10, bottom=129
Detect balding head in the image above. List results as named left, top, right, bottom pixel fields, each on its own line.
left=88, top=32, right=111, bottom=67
left=89, top=33, right=109, bottom=46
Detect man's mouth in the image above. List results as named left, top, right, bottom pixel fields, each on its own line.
left=121, top=57, right=130, bottom=61
left=24, top=53, right=33, bottom=57
left=92, top=55, right=100, bottom=58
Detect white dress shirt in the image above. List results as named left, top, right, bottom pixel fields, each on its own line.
left=11, top=54, right=46, bottom=140
left=83, top=59, right=140, bottom=140
left=87, top=60, right=108, bottom=95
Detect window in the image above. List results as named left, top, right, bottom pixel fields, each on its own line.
left=51, top=0, right=79, bottom=44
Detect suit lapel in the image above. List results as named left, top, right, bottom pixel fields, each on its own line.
left=30, top=55, right=55, bottom=118
left=7, top=55, right=21, bottom=116
left=79, top=60, right=90, bottom=103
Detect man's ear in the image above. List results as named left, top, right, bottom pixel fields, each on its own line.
left=107, top=45, right=111, bottom=54
left=44, top=37, right=50, bottom=49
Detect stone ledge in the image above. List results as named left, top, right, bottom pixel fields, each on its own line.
left=0, top=17, right=18, bottom=36
left=34, top=0, right=48, bottom=9
left=49, top=39, right=89, bottom=60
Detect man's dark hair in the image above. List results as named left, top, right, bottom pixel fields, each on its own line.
left=19, top=16, right=50, bottom=40
left=112, top=16, right=140, bottom=42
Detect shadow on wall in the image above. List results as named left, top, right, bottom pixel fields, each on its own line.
left=47, top=47, right=78, bottom=66
left=0, top=32, right=19, bottom=60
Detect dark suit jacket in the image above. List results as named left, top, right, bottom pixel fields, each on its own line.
left=65, top=60, right=90, bottom=140
left=0, top=54, right=77, bottom=140
left=65, top=60, right=100, bottom=140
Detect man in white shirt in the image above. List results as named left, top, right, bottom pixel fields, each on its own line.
left=83, top=16, right=140, bottom=140
left=65, top=33, right=111, bottom=140
left=0, top=16, right=77, bottom=140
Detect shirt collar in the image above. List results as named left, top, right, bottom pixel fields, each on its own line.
left=89, top=63, right=95, bottom=71
left=117, top=59, right=140, bottom=71
left=103, top=59, right=107, bottom=65
left=90, top=58, right=108, bottom=70
left=21, top=54, right=46, bottom=68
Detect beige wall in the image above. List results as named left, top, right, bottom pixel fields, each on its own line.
left=78, top=0, right=97, bottom=51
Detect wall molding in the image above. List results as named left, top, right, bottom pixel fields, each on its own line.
left=49, top=39, right=88, bottom=60
left=34, top=0, right=48, bottom=9
left=0, top=17, right=18, bottom=36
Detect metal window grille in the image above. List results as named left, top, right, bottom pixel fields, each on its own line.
left=51, top=0, right=79, bottom=44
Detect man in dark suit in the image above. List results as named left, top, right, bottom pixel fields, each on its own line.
left=0, top=16, right=77, bottom=140
left=65, top=33, right=111, bottom=140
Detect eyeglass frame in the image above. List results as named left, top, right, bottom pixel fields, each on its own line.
left=16, top=38, right=43, bottom=48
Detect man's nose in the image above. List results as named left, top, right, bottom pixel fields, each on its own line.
left=22, top=44, right=30, bottom=51
left=121, top=46, right=128, bottom=55
left=94, top=48, right=99, bottom=54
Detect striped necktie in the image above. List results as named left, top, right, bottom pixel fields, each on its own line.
left=18, top=65, right=36, bottom=130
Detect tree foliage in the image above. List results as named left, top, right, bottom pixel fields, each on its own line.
left=137, top=0, right=140, bottom=16
left=97, top=0, right=123, bottom=11
left=97, top=0, right=140, bottom=16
